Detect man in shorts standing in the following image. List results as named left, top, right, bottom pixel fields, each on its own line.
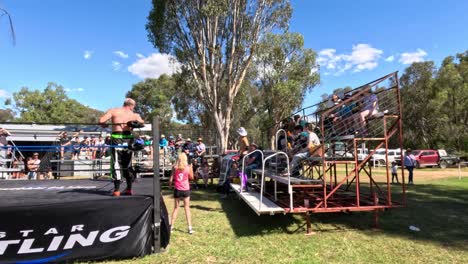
left=99, top=98, right=145, bottom=196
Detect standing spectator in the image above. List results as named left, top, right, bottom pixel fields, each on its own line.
left=103, top=135, right=111, bottom=157
left=404, top=148, right=416, bottom=184
left=195, top=137, right=206, bottom=164
left=11, top=155, right=20, bottom=179
left=71, top=136, right=82, bottom=160
left=94, top=135, right=105, bottom=159
left=90, top=135, right=98, bottom=160
left=0, top=127, right=11, bottom=165
left=391, top=161, right=399, bottom=184
left=196, top=160, right=210, bottom=189
left=237, top=127, right=249, bottom=156
left=58, top=131, right=78, bottom=160
left=169, top=153, right=194, bottom=234
left=81, top=136, right=91, bottom=159
left=27, top=153, right=41, bottom=180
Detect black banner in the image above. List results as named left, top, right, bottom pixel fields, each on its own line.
left=0, top=197, right=153, bottom=263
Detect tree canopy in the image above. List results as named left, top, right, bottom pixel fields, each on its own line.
left=6, top=83, right=103, bottom=123
left=125, top=74, right=175, bottom=125
left=147, top=0, right=292, bottom=152
left=400, top=51, right=468, bottom=153
left=251, top=32, right=319, bottom=147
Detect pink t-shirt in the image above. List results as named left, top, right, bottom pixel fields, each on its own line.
left=174, top=167, right=191, bottom=191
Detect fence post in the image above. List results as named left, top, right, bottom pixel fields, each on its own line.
left=152, top=117, right=161, bottom=253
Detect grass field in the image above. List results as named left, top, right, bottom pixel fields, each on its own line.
left=96, top=171, right=468, bottom=264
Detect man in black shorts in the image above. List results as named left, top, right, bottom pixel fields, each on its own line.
left=99, top=98, right=145, bottom=196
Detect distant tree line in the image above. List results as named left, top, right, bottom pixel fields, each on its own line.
left=400, top=51, right=468, bottom=154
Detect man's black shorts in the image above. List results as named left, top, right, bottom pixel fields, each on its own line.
left=174, top=189, right=190, bottom=199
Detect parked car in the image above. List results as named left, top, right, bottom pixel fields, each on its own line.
left=371, top=148, right=402, bottom=166
left=411, top=149, right=460, bottom=169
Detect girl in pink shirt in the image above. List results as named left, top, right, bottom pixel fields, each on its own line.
left=169, top=153, right=194, bottom=234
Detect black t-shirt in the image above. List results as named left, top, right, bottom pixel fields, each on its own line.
left=72, top=141, right=81, bottom=151
left=250, top=151, right=263, bottom=167
left=60, top=136, right=72, bottom=145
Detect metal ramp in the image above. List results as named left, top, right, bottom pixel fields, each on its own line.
left=230, top=183, right=285, bottom=215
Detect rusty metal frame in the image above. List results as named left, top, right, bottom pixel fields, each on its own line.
left=260, top=72, right=406, bottom=232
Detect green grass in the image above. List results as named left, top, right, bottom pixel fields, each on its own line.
left=96, top=177, right=468, bottom=264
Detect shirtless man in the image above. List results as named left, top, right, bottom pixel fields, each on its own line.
left=99, top=98, right=145, bottom=196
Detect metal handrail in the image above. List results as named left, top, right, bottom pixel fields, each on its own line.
left=275, top=129, right=287, bottom=151
left=260, top=151, right=290, bottom=211
left=241, top=149, right=264, bottom=192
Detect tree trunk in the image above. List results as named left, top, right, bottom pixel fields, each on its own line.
left=213, top=106, right=232, bottom=154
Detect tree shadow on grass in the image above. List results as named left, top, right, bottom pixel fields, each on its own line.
left=220, top=181, right=468, bottom=250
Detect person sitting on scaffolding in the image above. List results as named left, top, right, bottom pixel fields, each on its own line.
left=290, top=125, right=305, bottom=156
left=221, top=160, right=239, bottom=199
left=168, top=135, right=175, bottom=150
left=195, top=137, right=206, bottom=164
left=175, top=134, right=185, bottom=152
left=159, top=134, right=168, bottom=149
left=243, top=143, right=262, bottom=179
left=323, top=94, right=343, bottom=137
left=356, top=90, right=379, bottom=136
left=289, top=123, right=321, bottom=177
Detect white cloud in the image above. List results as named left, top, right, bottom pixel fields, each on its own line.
left=128, top=53, right=181, bottom=79
left=385, top=55, right=395, bottom=62
left=0, top=89, right=10, bottom=98
left=136, top=53, right=144, bottom=58
left=83, top=50, right=93, bottom=60
left=113, top=51, right=129, bottom=59
left=399, top=49, right=427, bottom=64
left=317, top=44, right=383, bottom=75
left=64, top=88, right=85, bottom=93
left=112, top=61, right=122, bottom=71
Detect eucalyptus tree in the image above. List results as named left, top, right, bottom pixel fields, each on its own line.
left=146, top=0, right=292, bottom=152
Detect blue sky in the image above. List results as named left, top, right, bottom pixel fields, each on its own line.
left=1, top=0, right=467, bottom=113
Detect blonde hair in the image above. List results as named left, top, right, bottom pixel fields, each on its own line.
left=175, top=153, right=188, bottom=170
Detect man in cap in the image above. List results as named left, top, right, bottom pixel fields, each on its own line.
left=244, top=143, right=262, bottom=178
left=99, top=98, right=145, bottom=196
left=159, top=134, right=168, bottom=149
left=195, top=137, right=206, bottom=164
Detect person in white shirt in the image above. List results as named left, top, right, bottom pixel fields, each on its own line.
left=391, top=161, right=399, bottom=184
